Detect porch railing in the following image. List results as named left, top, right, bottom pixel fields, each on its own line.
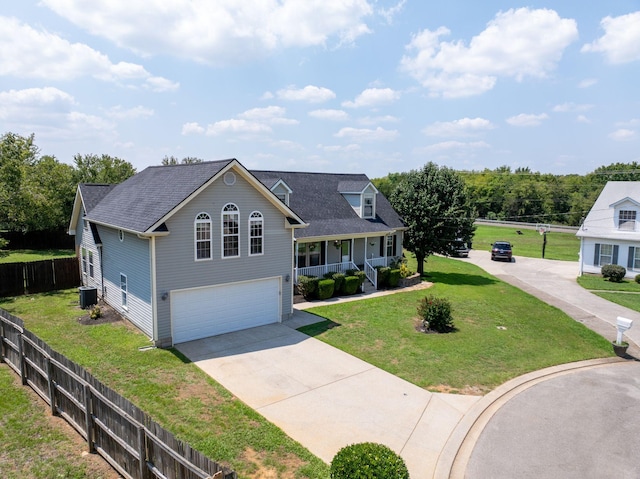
left=295, top=261, right=358, bottom=282
left=364, top=260, right=377, bottom=290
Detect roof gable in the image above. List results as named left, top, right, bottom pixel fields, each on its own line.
left=578, top=181, right=640, bottom=239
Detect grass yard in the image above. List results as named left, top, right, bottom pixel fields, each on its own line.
left=0, top=249, right=75, bottom=263
left=0, top=291, right=329, bottom=479
left=0, top=365, right=119, bottom=479
left=471, top=224, right=580, bottom=261
left=300, top=255, right=613, bottom=394
left=577, top=274, right=640, bottom=313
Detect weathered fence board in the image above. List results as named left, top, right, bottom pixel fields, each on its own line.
left=0, top=257, right=81, bottom=297
left=0, top=308, right=236, bottom=479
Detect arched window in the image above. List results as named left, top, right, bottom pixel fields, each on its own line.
left=222, top=203, right=239, bottom=258
left=194, top=212, right=212, bottom=260
left=249, top=211, right=264, bottom=256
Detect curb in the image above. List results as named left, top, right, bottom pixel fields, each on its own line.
left=433, top=357, right=625, bottom=479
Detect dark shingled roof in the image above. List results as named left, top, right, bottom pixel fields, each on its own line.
left=79, top=184, right=116, bottom=214
left=85, top=160, right=232, bottom=232
left=252, top=170, right=405, bottom=238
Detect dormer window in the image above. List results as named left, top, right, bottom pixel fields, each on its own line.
left=619, top=210, right=636, bottom=231
left=363, top=193, right=375, bottom=218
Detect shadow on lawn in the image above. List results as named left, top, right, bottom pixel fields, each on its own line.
left=297, top=319, right=341, bottom=338
left=423, top=271, right=498, bottom=287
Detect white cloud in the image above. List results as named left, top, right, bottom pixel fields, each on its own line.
left=342, top=88, right=401, bottom=108
left=334, top=126, right=398, bottom=141
left=276, top=85, right=336, bottom=103
left=106, top=105, right=154, bottom=120
left=582, top=12, right=640, bottom=63
left=577, top=115, right=591, bottom=124
left=358, top=115, right=399, bottom=125
left=423, top=117, right=495, bottom=137
left=239, top=106, right=298, bottom=125
left=0, top=16, right=176, bottom=89
left=400, top=8, right=578, bottom=98
left=506, top=113, right=549, bottom=127
left=206, top=119, right=272, bottom=136
left=578, top=78, right=598, bottom=88
left=552, top=103, right=594, bottom=113
left=609, top=128, right=636, bottom=141
left=42, top=0, right=373, bottom=65
left=378, top=0, right=406, bottom=24
left=181, top=122, right=205, bottom=135
left=308, top=109, right=349, bottom=121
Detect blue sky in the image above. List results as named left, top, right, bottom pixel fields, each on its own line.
left=1, top=1, right=639, bottom=179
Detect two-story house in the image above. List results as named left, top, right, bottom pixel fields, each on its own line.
left=577, top=181, right=640, bottom=278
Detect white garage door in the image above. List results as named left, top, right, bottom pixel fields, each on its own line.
left=171, top=277, right=281, bottom=344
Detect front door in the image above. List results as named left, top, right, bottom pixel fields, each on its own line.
left=341, top=240, right=350, bottom=263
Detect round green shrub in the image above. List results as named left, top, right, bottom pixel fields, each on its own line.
left=354, top=270, right=366, bottom=287
left=417, top=294, right=454, bottom=333
left=343, top=276, right=360, bottom=295
left=317, top=279, right=335, bottom=300
left=389, top=269, right=401, bottom=287
left=332, top=272, right=346, bottom=295
left=297, top=275, right=319, bottom=300
left=601, top=264, right=626, bottom=283
left=376, top=266, right=391, bottom=288
left=330, top=442, right=409, bottom=479
left=635, top=274, right=640, bottom=284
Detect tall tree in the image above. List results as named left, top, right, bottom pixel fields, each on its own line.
left=161, top=155, right=204, bottom=165
left=390, top=163, right=476, bottom=275
left=72, top=154, right=136, bottom=184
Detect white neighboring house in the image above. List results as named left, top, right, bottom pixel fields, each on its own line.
left=577, top=181, right=640, bottom=278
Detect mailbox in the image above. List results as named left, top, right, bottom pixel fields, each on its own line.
left=615, top=316, right=633, bottom=345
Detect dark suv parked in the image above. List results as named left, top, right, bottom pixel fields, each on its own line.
left=491, top=241, right=513, bottom=262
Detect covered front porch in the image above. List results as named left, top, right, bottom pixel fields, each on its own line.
left=294, top=234, right=400, bottom=289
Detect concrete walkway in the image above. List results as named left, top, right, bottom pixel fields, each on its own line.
left=176, top=251, right=640, bottom=479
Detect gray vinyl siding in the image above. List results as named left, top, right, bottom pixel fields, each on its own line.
left=154, top=173, right=294, bottom=343
left=77, top=220, right=102, bottom=292
left=99, top=227, right=153, bottom=337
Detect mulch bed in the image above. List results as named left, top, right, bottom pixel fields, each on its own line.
left=77, top=301, right=123, bottom=326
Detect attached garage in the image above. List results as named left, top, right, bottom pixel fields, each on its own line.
left=171, top=277, right=281, bottom=344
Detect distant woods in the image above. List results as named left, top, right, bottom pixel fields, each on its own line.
left=374, top=163, right=640, bottom=227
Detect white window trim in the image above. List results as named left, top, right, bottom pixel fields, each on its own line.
left=249, top=211, right=264, bottom=256
left=221, top=203, right=240, bottom=258
left=88, top=250, right=94, bottom=278
left=598, top=244, right=614, bottom=266
left=618, top=210, right=637, bottom=231
left=386, top=235, right=394, bottom=257
left=633, top=247, right=640, bottom=270
left=362, top=193, right=375, bottom=218
left=120, top=273, right=128, bottom=310
left=194, top=212, right=213, bottom=261
left=81, top=247, right=87, bottom=276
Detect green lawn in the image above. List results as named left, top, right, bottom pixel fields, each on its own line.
left=471, top=224, right=580, bottom=261
left=300, top=255, right=613, bottom=394
left=0, top=291, right=329, bottom=479
left=0, top=249, right=75, bottom=263
left=577, top=274, right=640, bottom=313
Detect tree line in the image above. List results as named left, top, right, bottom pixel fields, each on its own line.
left=374, top=163, right=640, bottom=227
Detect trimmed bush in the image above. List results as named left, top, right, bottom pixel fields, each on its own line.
left=330, top=442, right=409, bottom=479
left=343, top=276, right=360, bottom=295
left=332, top=272, right=346, bottom=295
left=635, top=274, right=640, bottom=284
left=297, top=275, right=319, bottom=300
left=354, top=270, right=366, bottom=288
left=345, top=268, right=358, bottom=276
left=389, top=269, right=401, bottom=288
left=417, top=295, right=454, bottom=333
left=376, top=266, right=391, bottom=289
left=601, top=264, right=626, bottom=283
left=317, top=279, right=335, bottom=300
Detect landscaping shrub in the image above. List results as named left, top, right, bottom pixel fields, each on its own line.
left=332, top=272, right=346, bottom=295
left=376, top=266, right=391, bottom=289
left=345, top=269, right=357, bottom=276
left=297, top=275, right=319, bottom=300
left=417, top=295, right=454, bottom=333
left=354, top=270, right=366, bottom=288
left=635, top=274, right=640, bottom=284
left=343, top=276, right=360, bottom=295
left=330, top=442, right=409, bottom=479
left=399, top=262, right=412, bottom=279
left=601, top=264, right=626, bottom=283
left=389, top=269, right=401, bottom=288
left=317, top=279, right=335, bottom=300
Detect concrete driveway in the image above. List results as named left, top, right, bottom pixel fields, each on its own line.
left=176, top=315, right=481, bottom=478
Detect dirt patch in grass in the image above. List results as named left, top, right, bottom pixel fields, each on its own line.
left=241, top=447, right=308, bottom=479
left=431, top=383, right=486, bottom=396
left=77, top=300, right=123, bottom=326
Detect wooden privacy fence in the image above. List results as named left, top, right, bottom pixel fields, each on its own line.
left=0, top=257, right=81, bottom=297
left=0, top=308, right=235, bottom=479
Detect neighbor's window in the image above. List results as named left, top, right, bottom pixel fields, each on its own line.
left=249, top=211, right=264, bottom=256
left=633, top=248, right=640, bottom=270
left=386, top=235, right=394, bottom=257
left=619, top=210, right=636, bottom=230
left=599, top=244, right=614, bottom=265
left=81, top=248, right=87, bottom=275
left=120, top=273, right=128, bottom=309
left=195, top=212, right=212, bottom=260
left=88, top=250, right=94, bottom=278
left=222, top=203, right=239, bottom=258
left=363, top=194, right=374, bottom=218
